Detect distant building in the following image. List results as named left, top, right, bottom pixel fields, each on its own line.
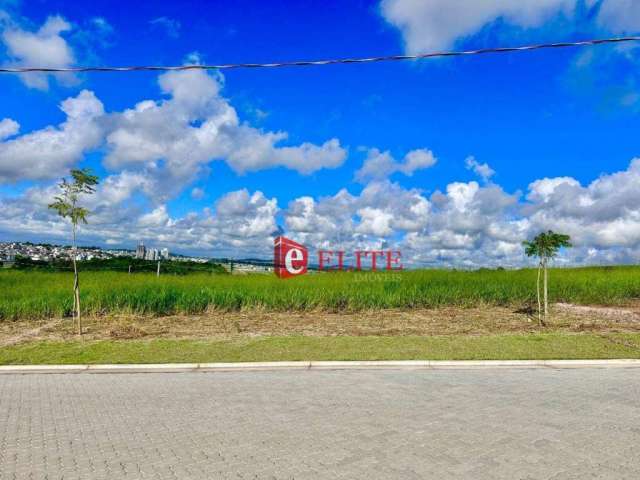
left=160, top=248, right=170, bottom=260
left=145, top=248, right=159, bottom=261
left=1, top=249, right=16, bottom=268
left=136, top=241, right=146, bottom=259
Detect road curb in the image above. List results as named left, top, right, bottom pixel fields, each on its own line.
left=1, top=359, right=640, bottom=374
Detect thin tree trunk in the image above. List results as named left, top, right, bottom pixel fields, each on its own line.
left=543, top=257, right=549, bottom=322
left=75, top=287, right=81, bottom=336
left=72, top=276, right=78, bottom=325
left=72, top=224, right=81, bottom=336
left=536, top=262, right=542, bottom=326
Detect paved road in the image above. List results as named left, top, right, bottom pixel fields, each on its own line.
left=1, top=369, right=639, bottom=479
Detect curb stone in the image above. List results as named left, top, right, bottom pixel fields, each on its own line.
left=0, top=359, right=639, bottom=374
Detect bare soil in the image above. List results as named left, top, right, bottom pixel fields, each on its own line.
left=2, top=302, right=640, bottom=346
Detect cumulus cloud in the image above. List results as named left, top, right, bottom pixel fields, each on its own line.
left=138, top=205, right=170, bottom=228
left=214, top=189, right=279, bottom=239
left=3, top=159, right=640, bottom=265
left=1, top=14, right=76, bottom=89
left=285, top=180, right=431, bottom=253
left=0, top=90, right=104, bottom=182
left=0, top=118, right=19, bottom=140
left=103, top=69, right=346, bottom=199
left=406, top=181, right=523, bottom=266
left=281, top=176, right=527, bottom=267
left=596, top=0, right=640, bottom=32
left=0, top=68, right=346, bottom=192
left=355, top=148, right=436, bottom=182
left=380, top=0, right=640, bottom=55
left=465, top=156, right=495, bottom=182
left=282, top=158, right=640, bottom=267
left=380, top=0, right=574, bottom=54
left=0, top=182, right=280, bottom=258
left=0, top=58, right=351, bottom=255
left=524, top=159, right=640, bottom=250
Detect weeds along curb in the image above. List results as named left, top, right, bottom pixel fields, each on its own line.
left=1, top=359, right=640, bottom=374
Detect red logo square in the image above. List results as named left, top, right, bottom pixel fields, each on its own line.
left=274, top=236, right=308, bottom=278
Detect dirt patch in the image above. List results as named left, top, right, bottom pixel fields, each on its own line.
left=555, top=303, right=640, bottom=322
left=108, top=325, right=149, bottom=340
left=0, top=318, right=64, bottom=347
left=2, top=303, right=640, bottom=345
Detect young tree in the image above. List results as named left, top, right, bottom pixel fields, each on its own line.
left=522, top=231, right=572, bottom=326
left=48, top=169, right=99, bottom=335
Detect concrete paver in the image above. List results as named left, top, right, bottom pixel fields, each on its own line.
left=1, top=369, right=639, bottom=479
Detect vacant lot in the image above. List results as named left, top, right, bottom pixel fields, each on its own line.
left=2, top=266, right=640, bottom=320
left=2, top=267, right=639, bottom=363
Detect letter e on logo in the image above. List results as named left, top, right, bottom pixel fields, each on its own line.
left=274, top=236, right=308, bottom=278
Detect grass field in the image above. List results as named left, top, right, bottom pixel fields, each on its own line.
left=1, top=266, right=640, bottom=320
left=1, top=334, right=639, bottom=364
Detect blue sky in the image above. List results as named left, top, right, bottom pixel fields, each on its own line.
left=1, top=0, right=640, bottom=266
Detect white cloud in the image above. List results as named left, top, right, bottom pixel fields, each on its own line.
left=356, top=207, right=395, bottom=236
left=285, top=180, right=431, bottom=252
left=90, top=17, right=113, bottom=36
left=138, top=205, right=170, bottom=228
left=380, top=0, right=640, bottom=56
left=596, top=0, right=640, bottom=32
left=524, top=159, right=640, bottom=250
left=465, top=155, right=495, bottom=182
left=380, top=0, right=574, bottom=54
left=3, top=159, right=640, bottom=265
left=0, top=118, right=19, bottom=140
left=0, top=90, right=104, bottom=182
left=281, top=176, right=530, bottom=267
left=286, top=193, right=353, bottom=239
left=104, top=69, right=347, bottom=198
left=0, top=68, right=346, bottom=193
left=0, top=59, right=350, bottom=254
left=0, top=183, right=280, bottom=258
left=191, top=187, right=205, bottom=200
left=355, top=148, right=436, bottom=182
left=404, top=180, right=524, bottom=266
left=402, top=149, right=438, bottom=175
left=150, top=16, right=181, bottom=38
left=1, top=14, right=76, bottom=89
left=526, top=176, right=580, bottom=203
left=214, top=189, right=279, bottom=239
left=91, top=171, right=150, bottom=207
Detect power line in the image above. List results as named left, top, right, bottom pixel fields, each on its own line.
left=1, top=36, right=639, bottom=74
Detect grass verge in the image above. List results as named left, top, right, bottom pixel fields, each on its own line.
left=1, top=333, right=639, bottom=365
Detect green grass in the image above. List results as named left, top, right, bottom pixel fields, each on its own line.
left=1, top=266, right=640, bottom=320
left=1, top=334, right=639, bottom=364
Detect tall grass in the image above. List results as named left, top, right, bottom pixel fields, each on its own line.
left=1, top=266, right=639, bottom=320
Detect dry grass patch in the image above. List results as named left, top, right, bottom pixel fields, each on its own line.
left=2, top=303, right=640, bottom=345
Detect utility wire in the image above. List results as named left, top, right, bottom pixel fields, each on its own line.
left=1, top=36, right=639, bottom=74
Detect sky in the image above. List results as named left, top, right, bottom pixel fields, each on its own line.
left=1, top=0, right=640, bottom=267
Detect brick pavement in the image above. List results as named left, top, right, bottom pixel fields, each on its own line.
left=1, top=369, right=639, bottom=479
